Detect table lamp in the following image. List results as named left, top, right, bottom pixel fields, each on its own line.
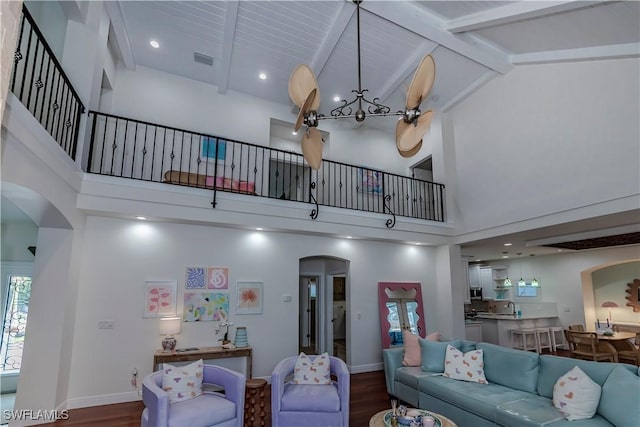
left=159, top=316, right=181, bottom=352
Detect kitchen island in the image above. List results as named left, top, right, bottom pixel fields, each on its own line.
left=475, top=313, right=560, bottom=347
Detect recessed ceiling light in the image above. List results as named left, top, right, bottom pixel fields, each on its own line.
left=414, top=242, right=421, bottom=245
left=504, top=243, right=512, bottom=246
left=255, top=227, right=263, bottom=231
left=258, top=72, right=267, bottom=80
left=333, top=95, right=341, bottom=102
left=502, top=255, right=509, bottom=258
left=149, top=40, right=159, bottom=49
left=136, top=216, right=147, bottom=220
left=345, top=236, right=352, bottom=239
left=292, top=131, right=297, bottom=136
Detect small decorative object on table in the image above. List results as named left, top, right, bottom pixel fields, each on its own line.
left=215, top=319, right=233, bottom=345
left=383, top=409, right=442, bottom=427
left=234, top=326, right=249, bottom=347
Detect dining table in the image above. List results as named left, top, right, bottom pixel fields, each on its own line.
left=597, top=331, right=637, bottom=353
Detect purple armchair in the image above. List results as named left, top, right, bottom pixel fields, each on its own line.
left=271, top=355, right=350, bottom=427
left=141, top=364, right=245, bottom=427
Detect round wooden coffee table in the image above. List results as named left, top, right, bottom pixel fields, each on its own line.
left=369, top=409, right=457, bottom=427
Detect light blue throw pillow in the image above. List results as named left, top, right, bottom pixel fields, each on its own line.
left=419, top=339, right=462, bottom=372
left=599, top=365, right=640, bottom=427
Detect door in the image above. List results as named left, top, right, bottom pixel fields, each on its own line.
left=299, top=276, right=319, bottom=354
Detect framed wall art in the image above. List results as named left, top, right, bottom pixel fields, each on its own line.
left=143, top=280, right=177, bottom=318
left=358, top=169, right=383, bottom=194
left=236, top=281, right=263, bottom=315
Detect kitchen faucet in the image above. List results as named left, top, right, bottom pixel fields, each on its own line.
left=506, top=301, right=516, bottom=315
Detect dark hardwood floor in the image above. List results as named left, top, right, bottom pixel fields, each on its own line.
left=39, top=349, right=575, bottom=427
left=40, top=371, right=391, bottom=427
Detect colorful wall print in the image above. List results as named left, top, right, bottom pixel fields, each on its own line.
left=143, top=280, right=177, bottom=317
left=201, top=136, right=227, bottom=160
left=208, top=267, right=229, bottom=289
left=184, top=292, right=229, bottom=322
left=358, top=169, right=383, bottom=194
left=186, top=267, right=206, bottom=289
left=236, top=281, right=263, bottom=315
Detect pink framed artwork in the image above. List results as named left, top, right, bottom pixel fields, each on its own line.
left=143, top=280, right=177, bottom=318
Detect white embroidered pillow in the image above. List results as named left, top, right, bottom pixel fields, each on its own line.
left=293, top=352, right=332, bottom=385
left=443, top=344, right=487, bottom=384
left=553, top=366, right=601, bottom=420
left=161, top=359, right=203, bottom=403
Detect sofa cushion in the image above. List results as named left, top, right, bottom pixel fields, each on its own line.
left=460, top=340, right=477, bottom=353
left=419, top=339, right=462, bottom=372
left=293, top=352, right=331, bottom=385
left=443, top=345, right=487, bottom=384
left=418, top=374, right=533, bottom=421
left=598, top=365, right=640, bottom=427
left=396, top=366, right=437, bottom=389
left=537, top=355, right=634, bottom=399
left=161, top=359, right=203, bottom=403
left=477, top=342, right=539, bottom=393
left=552, top=366, right=601, bottom=421
left=495, top=396, right=564, bottom=427
left=281, top=384, right=340, bottom=412
left=168, top=392, right=236, bottom=427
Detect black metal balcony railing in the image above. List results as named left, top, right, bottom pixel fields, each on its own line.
left=88, top=112, right=445, bottom=223
left=10, top=5, right=85, bottom=159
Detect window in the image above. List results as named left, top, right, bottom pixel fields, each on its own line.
left=1, top=275, right=31, bottom=373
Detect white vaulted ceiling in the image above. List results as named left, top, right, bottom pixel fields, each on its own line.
left=110, top=0, right=639, bottom=133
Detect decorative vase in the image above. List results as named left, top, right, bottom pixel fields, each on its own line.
left=234, top=326, right=248, bottom=348
left=162, top=336, right=177, bottom=352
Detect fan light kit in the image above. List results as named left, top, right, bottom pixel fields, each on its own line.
left=288, top=0, right=436, bottom=170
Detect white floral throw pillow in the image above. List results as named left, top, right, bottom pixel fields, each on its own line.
left=553, top=366, right=601, bottom=420
left=161, top=359, right=204, bottom=403
left=293, top=352, right=332, bottom=385
left=443, top=344, right=487, bottom=384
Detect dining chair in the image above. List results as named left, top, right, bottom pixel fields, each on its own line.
left=568, top=324, right=585, bottom=331
left=617, top=332, right=640, bottom=366
left=566, top=330, right=617, bottom=362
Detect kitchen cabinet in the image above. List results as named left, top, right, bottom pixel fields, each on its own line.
left=469, top=264, right=481, bottom=287
left=465, top=322, right=482, bottom=342
left=480, top=267, right=494, bottom=300
left=462, top=258, right=470, bottom=304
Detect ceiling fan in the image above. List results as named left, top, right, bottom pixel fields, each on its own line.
left=288, top=0, right=436, bottom=170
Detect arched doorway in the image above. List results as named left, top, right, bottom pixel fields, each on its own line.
left=299, top=256, right=350, bottom=364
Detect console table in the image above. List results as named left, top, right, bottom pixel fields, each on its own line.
left=153, top=346, right=252, bottom=378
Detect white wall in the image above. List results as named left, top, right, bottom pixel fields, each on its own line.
left=65, top=215, right=440, bottom=405
left=449, top=58, right=640, bottom=234
left=108, top=65, right=426, bottom=176
left=481, top=245, right=640, bottom=328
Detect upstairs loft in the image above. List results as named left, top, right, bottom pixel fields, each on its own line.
left=5, top=5, right=452, bottom=244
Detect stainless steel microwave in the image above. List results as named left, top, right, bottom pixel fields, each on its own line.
left=470, top=287, right=483, bottom=300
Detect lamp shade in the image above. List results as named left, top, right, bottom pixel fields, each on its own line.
left=159, top=317, right=181, bottom=336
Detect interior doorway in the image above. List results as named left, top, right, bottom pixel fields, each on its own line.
left=299, top=257, right=349, bottom=364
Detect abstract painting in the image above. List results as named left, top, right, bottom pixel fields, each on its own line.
left=358, top=169, right=383, bottom=194
left=143, top=280, right=177, bottom=317
left=186, top=267, right=206, bottom=289
left=208, top=267, right=229, bottom=289
left=236, top=281, right=263, bottom=315
left=201, top=136, right=227, bottom=160
left=184, top=292, right=229, bottom=322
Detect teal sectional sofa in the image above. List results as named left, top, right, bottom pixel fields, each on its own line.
left=383, top=341, right=640, bottom=427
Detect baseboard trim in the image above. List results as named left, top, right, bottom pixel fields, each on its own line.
left=63, top=391, right=141, bottom=410
left=350, top=363, right=383, bottom=374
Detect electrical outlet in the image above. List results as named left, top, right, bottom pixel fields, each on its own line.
left=130, top=367, right=138, bottom=388
left=98, top=320, right=114, bottom=329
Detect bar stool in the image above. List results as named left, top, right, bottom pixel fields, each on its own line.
left=245, top=378, right=267, bottom=427
left=535, top=328, right=553, bottom=353
left=511, top=329, right=539, bottom=352
left=549, top=326, right=567, bottom=351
